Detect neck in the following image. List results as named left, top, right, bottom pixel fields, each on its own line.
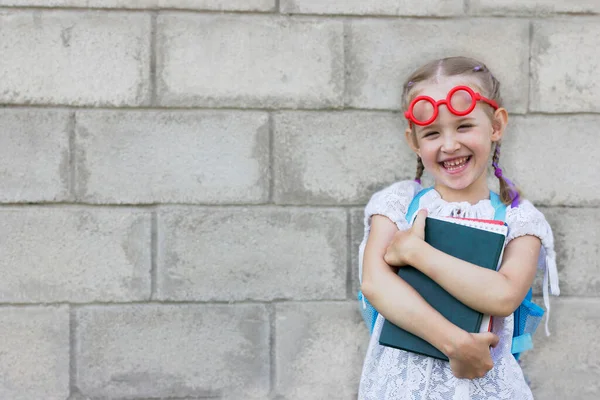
left=434, top=175, right=490, bottom=205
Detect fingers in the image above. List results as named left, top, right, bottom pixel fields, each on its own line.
left=412, top=209, right=427, bottom=237
left=475, top=332, right=500, bottom=347
left=383, top=250, right=392, bottom=265
left=484, top=332, right=500, bottom=348
left=413, top=209, right=427, bottom=227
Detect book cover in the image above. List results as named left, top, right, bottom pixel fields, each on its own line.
left=378, top=216, right=507, bottom=361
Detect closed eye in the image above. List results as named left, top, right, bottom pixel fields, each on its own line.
left=458, top=124, right=474, bottom=130
left=422, top=131, right=439, bottom=138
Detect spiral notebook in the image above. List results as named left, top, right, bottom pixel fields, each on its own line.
left=378, top=216, right=507, bottom=361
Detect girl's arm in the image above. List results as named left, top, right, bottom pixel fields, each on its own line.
left=362, top=214, right=499, bottom=379
left=385, top=210, right=540, bottom=317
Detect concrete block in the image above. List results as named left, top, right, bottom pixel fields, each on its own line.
left=470, top=0, right=600, bottom=15
left=157, top=14, right=344, bottom=108
left=0, top=109, right=70, bottom=202
left=0, top=10, right=150, bottom=106
left=0, top=0, right=275, bottom=11
left=502, top=115, right=600, bottom=206
left=531, top=19, right=600, bottom=112
left=0, top=207, right=151, bottom=302
left=0, top=306, right=69, bottom=400
left=156, top=207, right=347, bottom=301
left=76, top=304, right=269, bottom=399
left=273, top=111, right=415, bottom=205
left=281, top=0, right=462, bottom=16
left=75, top=110, right=269, bottom=204
left=346, top=19, right=529, bottom=113
left=158, top=0, right=274, bottom=10
left=280, top=0, right=398, bottom=15
left=158, top=0, right=275, bottom=10
left=396, top=0, right=464, bottom=15
left=521, top=298, right=600, bottom=399
left=533, top=208, right=600, bottom=297
left=275, top=302, right=369, bottom=399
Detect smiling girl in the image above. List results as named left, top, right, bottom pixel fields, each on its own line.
left=357, top=57, right=559, bottom=399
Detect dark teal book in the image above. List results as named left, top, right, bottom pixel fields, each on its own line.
left=378, top=216, right=507, bottom=361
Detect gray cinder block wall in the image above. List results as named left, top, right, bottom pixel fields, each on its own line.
left=0, top=1, right=598, bottom=399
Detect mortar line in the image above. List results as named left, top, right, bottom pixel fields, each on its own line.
left=69, top=306, right=78, bottom=396
left=84, top=396, right=221, bottom=400
left=268, top=303, right=277, bottom=397
left=68, top=112, right=77, bottom=201
left=0, top=6, right=597, bottom=18
left=0, top=6, right=275, bottom=15
left=2, top=103, right=600, bottom=116
left=463, top=0, right=470, bottom=15
left=0, top=299, right=355, bottom=308
left=150, top=11, right=158, bottom=106
left=268, top=113, right=275, bottom=203
left=0, top=202, right=596, bottom=209
left=528, top=20, right=534, bottom=113
left=346, top=209, right=353, bottom=299
left=342, top=20, right=350, bottom=108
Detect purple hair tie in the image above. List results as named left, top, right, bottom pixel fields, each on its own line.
left=414, top=178, right=421, bottom=184
left=493, top=161, right=520, bottom=207
left=407, top=81, right=414, bottom=87
left=473, top=65, right=482, bottom=72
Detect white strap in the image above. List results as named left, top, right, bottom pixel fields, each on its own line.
left=543, top=253, right=560, bottom=336
left=547, top=253, right=560, bottom=296
left=543, top=266, right=551, bottom=336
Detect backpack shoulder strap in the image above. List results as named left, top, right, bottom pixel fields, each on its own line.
left=405, top=187, right=433, bottom=223
left=490, top=191, right=507, bottom=221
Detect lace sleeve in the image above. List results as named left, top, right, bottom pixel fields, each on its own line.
left=364, top=180, right=421, bottom=231
left=358, top=181, right=421, bottom=286
left=506, top=200, right=560, bottom=335
left=506, top=200, right=551, bottom=244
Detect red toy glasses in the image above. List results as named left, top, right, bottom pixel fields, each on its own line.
left=404, top=85, right=499, bottom=126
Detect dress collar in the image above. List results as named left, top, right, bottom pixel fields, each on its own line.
left=418, top=187, right=496, bottom=220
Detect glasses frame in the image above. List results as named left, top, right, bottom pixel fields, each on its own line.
left=404, top=85, right=499, bottom=126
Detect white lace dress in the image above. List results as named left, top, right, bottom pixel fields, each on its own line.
left=358, top=180, right=560, bottom=400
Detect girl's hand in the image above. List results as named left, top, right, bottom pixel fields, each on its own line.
left=383, top=209, right=427, bottom=267
left=447, top=331, right=499, bottom=379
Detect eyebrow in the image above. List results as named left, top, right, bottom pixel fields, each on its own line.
left=416, top=117, right=476, bottom=133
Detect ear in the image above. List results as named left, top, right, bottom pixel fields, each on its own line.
left=404, top=126, right=420, bottom=156
left=491, top=107, right=508, bottom=142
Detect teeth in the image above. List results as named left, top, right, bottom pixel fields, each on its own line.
left=443, top=156, right=469, bottom=170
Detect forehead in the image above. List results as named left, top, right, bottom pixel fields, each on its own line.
left=411, top=76, right=483, bottom=100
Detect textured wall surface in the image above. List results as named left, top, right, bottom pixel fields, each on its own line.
left=0, top=1, right=598, bottom=399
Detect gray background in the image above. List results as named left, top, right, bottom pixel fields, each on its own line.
left=0, top=0, right=598, bottom=399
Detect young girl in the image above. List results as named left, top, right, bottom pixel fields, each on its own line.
left=358, top=56, right=560, bottom=399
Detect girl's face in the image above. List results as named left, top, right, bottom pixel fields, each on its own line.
left=405, top=77, right=506, bottom=200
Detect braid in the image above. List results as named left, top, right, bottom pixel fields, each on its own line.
left=492, top=142, right=521, bottom=206
left=492, top=141, right=501, bottom=170
left=415, top=156, right=425, bottom=184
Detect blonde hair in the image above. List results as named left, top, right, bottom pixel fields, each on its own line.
left=402, top=56, right=520, bottom=206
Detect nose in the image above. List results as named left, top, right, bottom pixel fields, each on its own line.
left=441, top=131, right=460, bottom=153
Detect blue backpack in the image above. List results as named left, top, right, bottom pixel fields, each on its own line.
left=357, top=187, right=544, bottom=360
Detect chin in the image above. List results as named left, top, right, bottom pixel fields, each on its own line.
left=435, top=173, right=480, bottom=192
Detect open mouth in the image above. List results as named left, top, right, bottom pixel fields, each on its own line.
left=440, top=156, right=471, bottom=173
